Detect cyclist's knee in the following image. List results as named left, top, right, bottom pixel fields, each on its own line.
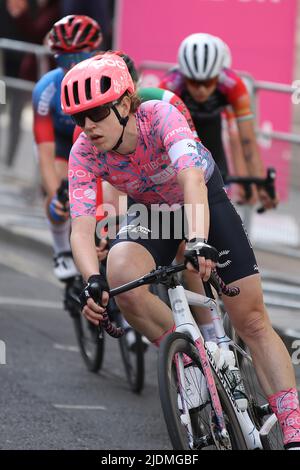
left=115, top=285, right=149, bottom=314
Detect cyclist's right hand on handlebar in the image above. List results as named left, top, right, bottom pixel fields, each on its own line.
left=79, top=274, right=109, bottom=326
left=184, top=238, right=219, bottom=282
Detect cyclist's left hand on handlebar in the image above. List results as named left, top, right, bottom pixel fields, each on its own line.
left=184, top=238, right=219, bottom=282
left=257, top=186, right=279, bottom=211
left=49, top=195, right=69, bottom=222
left=79, top=274, right=109, bottom=326
left=234, top=183, right=257, bottom=206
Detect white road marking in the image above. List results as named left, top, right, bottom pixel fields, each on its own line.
left=53, top=343, right=79, bottom=353
left=0, top=251, right=59, bottom=286
left=0, top=297, right=61, bottom=309
left=53, top=404, right=107, bottom=411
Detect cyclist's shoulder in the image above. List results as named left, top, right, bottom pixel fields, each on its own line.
left=138, top=99, right=178, bottom=123
left=70, top=131, right=95, bottom=158
left=159, top=67, right=184, bottom=94
left=33, top=68, right=64, bottom=98
left=34, top=67, right=64, bottom=89
left=138, top=87, right=165, bottom=102
left=218, top=67, right=247, bottom=94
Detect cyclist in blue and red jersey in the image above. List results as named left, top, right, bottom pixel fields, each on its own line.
left=32, top=15, right=103, bottom=280
left=159, top=33, right=278, bottom=209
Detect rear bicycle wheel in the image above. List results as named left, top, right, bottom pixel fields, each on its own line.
left=116, top=312, right=145, bottom=393
left=158, top=332, right=246, bottom=450
left=223, top=313, right=284, bottom=449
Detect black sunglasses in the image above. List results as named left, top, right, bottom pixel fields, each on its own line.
left=71, top=104, right=114, bottom=127
left=185, top=76, right=218, bottom=88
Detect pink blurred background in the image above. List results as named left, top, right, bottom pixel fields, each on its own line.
left=115, top=0, right=298, bottom=198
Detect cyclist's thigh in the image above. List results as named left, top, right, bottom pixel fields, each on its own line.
left=208, top=195, right=258, bottom=285
left=107, top=241, right=156, bottom=288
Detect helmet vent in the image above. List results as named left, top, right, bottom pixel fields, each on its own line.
left=64, top=85, right=70, bottom=107
left=85, top=78, right=92, bottom=100
left=73, top=81, right=80, bottom=104
left=183, top=44, right=194, bottom=78
left=206, top=44, right=218, bottom=78
left=193, top=44, right=198, bottom=72
left=100, top=76, right=111, bottom=94
left=203, top=44, right=209, bottom=73
left=80, top=24, right=92, bottom=42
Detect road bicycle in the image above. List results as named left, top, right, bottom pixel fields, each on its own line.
left=106, top=263, right=284, bottom=450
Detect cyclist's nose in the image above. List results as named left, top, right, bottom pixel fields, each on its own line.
left=84, top=117, right=97, bottom=130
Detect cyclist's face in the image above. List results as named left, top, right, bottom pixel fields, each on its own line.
left=82, top=98, right=130, bottom=151
left=185, top=76, right=218, bottom=103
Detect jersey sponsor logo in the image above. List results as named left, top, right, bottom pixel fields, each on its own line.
left=91, top=57, right=127, bottom=70
left=68, top=169, right=94, bottom=179
left=72, top=188, right=96, bottom=200
left=141, top=154, right=169, bottom=172
left=37, top=82, right=56, bottom=116
left=217, top=250, right=232, bottom=269
left=164, top=127, right=192, bottom=145
left=149, top=166, right=176, bottom=184
left=168, top=139, right=198, bottom=163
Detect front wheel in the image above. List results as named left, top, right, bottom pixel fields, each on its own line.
left=158, top=332, right=247, bottom=450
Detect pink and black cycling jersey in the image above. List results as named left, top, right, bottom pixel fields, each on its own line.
left=159, top=67, right=253, bottom=176
left=69, top=100, right=215, bottom=218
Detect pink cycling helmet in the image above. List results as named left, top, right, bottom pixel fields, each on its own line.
left=61, top=53, right=135, bottom=114
left=48, top=15, right=102, bottom=53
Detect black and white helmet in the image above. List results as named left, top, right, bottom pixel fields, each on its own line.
left=178, top=33, right=227, bottom=80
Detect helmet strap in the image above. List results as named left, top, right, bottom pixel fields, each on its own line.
left=111, top=106, right=129, bottom=151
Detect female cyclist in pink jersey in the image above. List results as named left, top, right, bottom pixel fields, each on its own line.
left=62, top=53, right=300, bottom=449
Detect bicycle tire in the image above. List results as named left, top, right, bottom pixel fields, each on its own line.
left=72, top=313, right=105, bottom=373
left=158, top=332, right=247, bottom=450
left=116, top=313, right=145, bottom=394
left=223, top=313, right=284, bottom=449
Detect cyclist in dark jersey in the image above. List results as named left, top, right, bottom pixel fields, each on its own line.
left=159, top=33, right=278, bottom=210
left=33, top=15, right=103, bottom=280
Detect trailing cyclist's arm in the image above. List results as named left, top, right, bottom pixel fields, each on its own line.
left=37, top=142, right=60, bottom=197
left=177, top=168, right=209, bottom=241
left=237, top=119, right=265, bottom=178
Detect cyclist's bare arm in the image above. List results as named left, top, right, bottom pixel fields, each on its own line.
left=224, top=109, right=248, bottom=177
left=237, top=119, right=265, bottom=178
left=71, top=216, right=99, bottom=281
left=37, top=142, right=61, bottom=197
left=71, top=215, right=108, bottom=323
left=177, top=167, right=209, bottom=241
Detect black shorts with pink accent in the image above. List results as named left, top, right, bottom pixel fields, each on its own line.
left=111, top=167, right=258, bottom=284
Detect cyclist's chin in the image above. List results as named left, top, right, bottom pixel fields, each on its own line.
left=91, top=136, right=110, bottom=151
left=194, top=94, right=208, bottom=103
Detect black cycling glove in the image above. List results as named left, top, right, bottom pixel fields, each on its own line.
left=184, top=238, right=219, bottom=271
left=79, top=274, right=109, bottom=310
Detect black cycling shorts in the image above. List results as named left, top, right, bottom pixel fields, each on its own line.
left=111, top=167, right=258, bottom=284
